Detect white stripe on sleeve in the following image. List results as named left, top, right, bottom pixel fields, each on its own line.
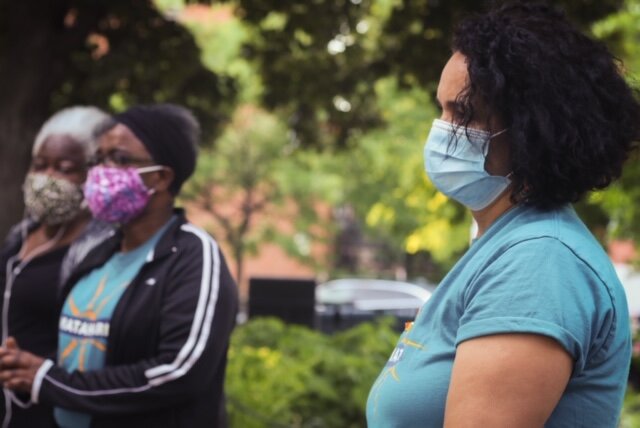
left=145, top=224, right=219, bottom=381
left=40, top=224, right=222, bottom=397
left=31, top=359, right=54, bottom=404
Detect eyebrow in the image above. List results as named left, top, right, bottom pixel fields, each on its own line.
left=436, top=98, right=464, bottom=113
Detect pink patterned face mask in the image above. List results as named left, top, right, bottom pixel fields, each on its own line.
left=84, top=165, right=163, bottom=224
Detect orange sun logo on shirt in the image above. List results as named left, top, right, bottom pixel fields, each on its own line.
left=369, top=324, right=425, bottom=417
left=59, top=274, right=128, bottom=371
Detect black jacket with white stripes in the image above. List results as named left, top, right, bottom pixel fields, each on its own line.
left=32, top=210, right=238, bottom=428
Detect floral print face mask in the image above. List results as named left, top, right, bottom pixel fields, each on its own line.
left=83, top=165, right=163, bottom=225
left=23, top=173, right=85, bottom=225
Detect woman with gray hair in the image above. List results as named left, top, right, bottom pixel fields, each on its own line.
left=0, top=104, right=238, bottom=428
left=0, top=106, right=111, bottom=428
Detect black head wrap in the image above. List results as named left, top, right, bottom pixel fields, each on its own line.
left=115, top=104, right=199, bottom=194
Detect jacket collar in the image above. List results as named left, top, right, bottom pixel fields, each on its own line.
left=60, top=209, right=189, bottom=299
left=147, top=208, right=188, bottom=262
left=2, top=218, right=39, bottom=260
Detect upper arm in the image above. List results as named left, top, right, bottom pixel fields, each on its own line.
left=458, top=238, right=613, bottom=372
left=444, top=238, right=613, bottom=427
left=444, top=334, right=572, bottom=428
left=145, top=225, right=237, bottom=389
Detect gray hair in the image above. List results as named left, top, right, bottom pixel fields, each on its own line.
left=33, top=106, right=111, bottom=160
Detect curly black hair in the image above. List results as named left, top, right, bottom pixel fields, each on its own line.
left=451, top=1, right=640, bottom=208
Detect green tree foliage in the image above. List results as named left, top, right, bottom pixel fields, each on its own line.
left=621, top=390, right=640, bottom=428
left=52, top=1, right=236, bottom=137
left=229, top=0, right=388, bottom=148
left=380, top=0, right=622, bottom=88
left=230, top=0, right=622, bottom=149
left=587, top=0, right=640, bottom=247
left=169, top=3, right=347, bottom=278
left=223, top=0, right=633, bottom=274
left=225, top=317, right=398, bottom=427
left=183, top=104, right=343, bottom=283
left=592, top=0, right=640, bottom=80
left=0, top=0, right=235, bottom=237
left=163, top=2, right=262, bottom=103
left=339, top=77, right=470, bottom=273
left=183, top=105, right=290, bottom=285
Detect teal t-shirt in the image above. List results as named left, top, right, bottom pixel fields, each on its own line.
left=366, top=205, right=631, bottom=428
left=55, top=217, right=175, bottom=428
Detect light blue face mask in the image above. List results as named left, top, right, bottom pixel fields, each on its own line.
left=424, top=118, right=511, bottom=211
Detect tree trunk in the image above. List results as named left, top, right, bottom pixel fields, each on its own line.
left=234, top=241, right=245, bottom=292
left=0, top=0, right=74, bottom=238
left=0, top=119, right=37, bottom=239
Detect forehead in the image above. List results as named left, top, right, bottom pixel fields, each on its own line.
left=436, top=51, right=469, bottom=104
left=36, top=134, right=85, bottom=161
left=98, top=123, right=150, bottom=156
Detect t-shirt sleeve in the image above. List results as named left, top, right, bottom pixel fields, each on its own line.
left=456, top=237, right=614, bottom=373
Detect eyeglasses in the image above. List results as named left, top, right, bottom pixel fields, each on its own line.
left=89, top=150, right=154, bottom=168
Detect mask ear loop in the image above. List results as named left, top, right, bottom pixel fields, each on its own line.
left=136, top=165, right=167, bottom=196
left=495, top=130, right=512, bottom=181
left=137, top=165, right=166, bottom=174
left=490, top=128, right=508, bottom=139
left=483, top=129, right=512, bottom=178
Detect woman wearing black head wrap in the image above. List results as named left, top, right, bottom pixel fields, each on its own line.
left=113, top=104, right=199, bottom=195
left=0, top=104, right=239, bottom=428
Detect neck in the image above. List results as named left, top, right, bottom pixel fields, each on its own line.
left=22, top=211, right=91, bottom=260
left=42, top=211, right=91, bottom=242
left=121, top=203, right=173, bottom=252
left=472, top=192, right=515, bottom=238
left=42, top=223, right=64, bottom=239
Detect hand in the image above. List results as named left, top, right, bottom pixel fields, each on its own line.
left=0, top=337, right=45, bottom=393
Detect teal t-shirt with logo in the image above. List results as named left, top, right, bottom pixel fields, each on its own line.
left=55, top=217, right=175, bottom=428
left=366, top=205, right=631, bottom=428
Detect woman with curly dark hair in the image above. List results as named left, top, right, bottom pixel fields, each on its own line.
left=367, top=2, right=640, bottom=427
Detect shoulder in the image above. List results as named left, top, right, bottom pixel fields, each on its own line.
left=169, top=221, right=230, bottom=279
left=467, top=206, right=622, bottom=321
left=497, top=205, right=582, bottom=244
left=470, top=207, right=590, bottom=285
left=492, top=205, right=615, bottom=281
left=479, top=234, right=616, bottom=310
left=174, top=222, right=221, bottom=255
left=167, top=221, right=237, bottom=302
left=461, top=235, right=621, bottom=369
left=2, top=219, right=33, bottom=253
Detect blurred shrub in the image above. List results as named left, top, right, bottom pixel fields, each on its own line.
left=225, top=317, right=398, bottom=428
left=622, top=327, right=640, bottom=427
left=622, top=389, right=640, bottom=428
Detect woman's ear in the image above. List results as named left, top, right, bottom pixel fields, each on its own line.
left=152, top=167, right=175, bottom=193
